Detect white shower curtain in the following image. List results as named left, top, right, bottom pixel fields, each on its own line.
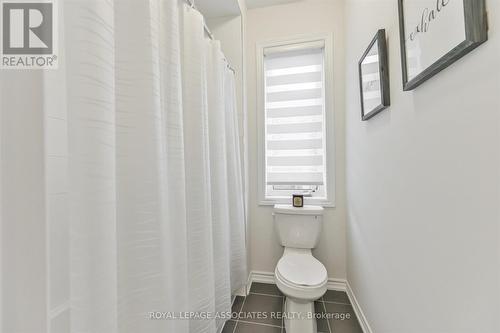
left=224, top=70, right=247, bottom=295
left=0, top=0, right=246, bottom=332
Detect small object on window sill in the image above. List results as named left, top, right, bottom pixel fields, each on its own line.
left=292, top=195, right=304, bottom=208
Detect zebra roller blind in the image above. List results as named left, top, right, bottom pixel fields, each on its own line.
left=264, top=42, right=327, bottom=187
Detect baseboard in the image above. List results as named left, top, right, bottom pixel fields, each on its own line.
left=326, top=278, right=347, bottom=291
left=246, top=270, right=275, bottom=294
left=346, top=281, right=373, bottom=333
left=245, top=271, right=372, bottom=333
left=247, top=270, right=348, bottom=292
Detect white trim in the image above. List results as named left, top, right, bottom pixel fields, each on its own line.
left=256, top=33, right=336, bottom=207
left=326, top=278, right=347, bottom=291
left=247, top=270, right=276, bottom=292
left=259, top=197, right=335, bottom=207
left=264, top=40, right=325, bottom=55
left=245, top=271, right=373, bottom=333
left=217, top=318, right=227, bottom=333
left=245, top=270, right=254, bottom=295
left=346, top=281, right=374, bottom=333
left=247, top=270, right=347, bottom=292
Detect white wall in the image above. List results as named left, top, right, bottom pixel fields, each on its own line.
left=246, top=0, right=347, bottom=280
left=207, top=15, right=245, bottom=153
left=345, top=1, right=500, bottom=332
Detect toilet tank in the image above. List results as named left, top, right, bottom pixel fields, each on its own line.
left=273, top=204, right=324, bottom=249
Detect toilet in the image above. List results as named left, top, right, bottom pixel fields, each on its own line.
left=273, top=204, right=328, bottom=333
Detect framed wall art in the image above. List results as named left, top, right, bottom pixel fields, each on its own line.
left=359, top=29, right=390, bottom=121
left=398, top=0, right=488, bottom=91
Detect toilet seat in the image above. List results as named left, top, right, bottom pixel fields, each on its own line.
left=276, top=252, right=327, bottom=287
left=275, top=250, right=328, bottom=302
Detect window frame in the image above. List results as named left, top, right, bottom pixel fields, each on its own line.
left=256, top=33, right=336, bottom=207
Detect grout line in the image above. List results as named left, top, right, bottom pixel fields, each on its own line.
left=282, top=297, right=286, bottom=331
left=322, top=300, right=351, bottom=306
left=237, top=320, right=283, bottom=329
left=282, top=297, right=285, bottom=328
left=322, top=299, right=333, bottom=333
left=233, top=295, right=248, bottom=333
left=249, top=292, right=284, bottom=298
left=239, top=295, right=248, bottom=314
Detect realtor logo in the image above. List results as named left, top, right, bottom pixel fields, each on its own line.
left=1, top=0, right=58, bottom=69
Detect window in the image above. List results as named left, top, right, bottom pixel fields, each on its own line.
left=257, top=36, right=334, bottom=205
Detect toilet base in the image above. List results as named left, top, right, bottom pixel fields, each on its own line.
left=284, top=297, right=317, bottom=333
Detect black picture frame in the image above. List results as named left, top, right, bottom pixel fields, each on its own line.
left=358, top=29, right=390, bottom=121
left=398, top=0, right=488, bottom=91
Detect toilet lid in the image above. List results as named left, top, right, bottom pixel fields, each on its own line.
left=276, top=253, right=327, bottom=287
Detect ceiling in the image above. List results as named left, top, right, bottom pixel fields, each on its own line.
left=195, top=0, right=242, bottom=18
left=245, top=0, right=302, bottom=9
left=195, top=0, right=304, bottom=18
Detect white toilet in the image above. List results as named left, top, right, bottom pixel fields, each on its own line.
left=273, top=204, right=328, bottom=333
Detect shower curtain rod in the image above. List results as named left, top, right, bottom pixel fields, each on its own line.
left=183, top=0, right=236, bottom=74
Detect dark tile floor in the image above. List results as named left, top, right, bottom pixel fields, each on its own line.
left=222, top=282, right=363, bottom=333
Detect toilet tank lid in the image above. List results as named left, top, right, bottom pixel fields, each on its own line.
left=273, top=204, right=324, bottom=216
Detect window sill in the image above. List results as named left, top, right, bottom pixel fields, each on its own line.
left=258, top=197, right=335, bottom=208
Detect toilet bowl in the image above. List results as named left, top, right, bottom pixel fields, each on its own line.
left=273, top=205, right=327, bottom=333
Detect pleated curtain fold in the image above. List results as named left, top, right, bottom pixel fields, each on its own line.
left=0, top=1, right=247, bottom=333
